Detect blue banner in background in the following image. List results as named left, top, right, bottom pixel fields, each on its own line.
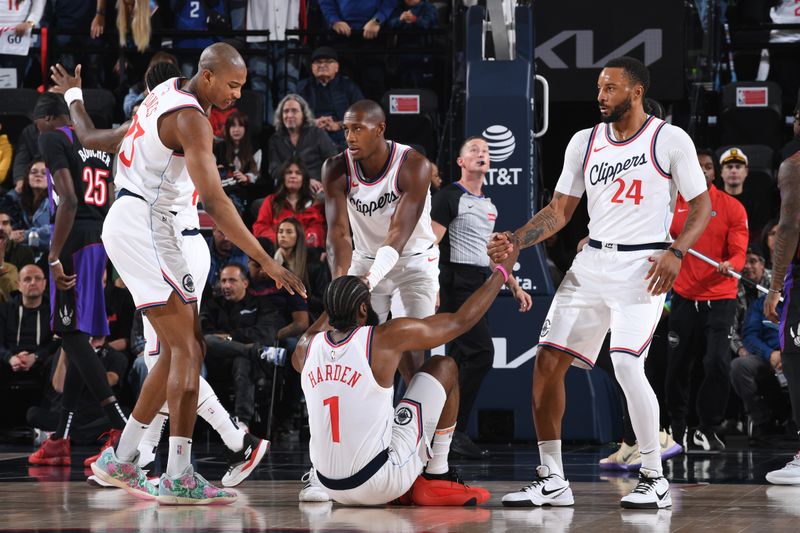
left=459, top=5, right=620, bottom=441
left=464, top=4, right=553, bottom=297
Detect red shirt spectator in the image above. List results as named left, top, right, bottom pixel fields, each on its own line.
left=253, top=158, right=326, bottom=248
left=670, top=184, right=748, bottom=300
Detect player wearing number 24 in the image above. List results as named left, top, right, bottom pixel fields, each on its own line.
left=489, top=57, right=711, bottom=509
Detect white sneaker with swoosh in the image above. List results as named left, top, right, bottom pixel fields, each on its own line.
left=501, top=466, right=574, bottom=507
left=620, top=469, right=672, bottom=509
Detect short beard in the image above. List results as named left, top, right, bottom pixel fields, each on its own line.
left=601, top=95, right=633, bottom=124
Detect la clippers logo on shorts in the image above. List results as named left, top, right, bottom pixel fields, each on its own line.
left=59, top=305, right=73, bottom=327
left=540, top=319, right=551, bottom=338
left=395, top=406, right=413, bottom=426
left=182, top=274, right=195, bottom=293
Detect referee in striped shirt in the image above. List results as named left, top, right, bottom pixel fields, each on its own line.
left=431, top=136, right=532, bottom=459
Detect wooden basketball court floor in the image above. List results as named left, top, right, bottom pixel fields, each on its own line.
left=1, top=440, right=799, bottom=532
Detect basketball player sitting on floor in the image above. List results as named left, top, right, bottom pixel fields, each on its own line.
left=292, top=242, right=519, bottom=506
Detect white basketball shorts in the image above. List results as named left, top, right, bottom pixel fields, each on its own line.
left=323, top=372, right=446, bottom=506
left=102, top=195, right=197, bottom=311
left=538, top=245, right=667, bottom=369
left=348, top=247, right=440, bottom=322
left=143, top=231, right=211, bottom=369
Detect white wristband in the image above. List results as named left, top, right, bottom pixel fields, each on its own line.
left=64, top=87, right=83, bottom=107
left=366, top=246, right=400, bottom=291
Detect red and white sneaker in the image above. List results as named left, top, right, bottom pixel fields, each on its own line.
left=84, top=428, right=122, bottom=467
left=29, top=436, right=71, bottom=466
left=411, top=468, right=490, bottom=506
left=221, top=434, right=269, bottom=487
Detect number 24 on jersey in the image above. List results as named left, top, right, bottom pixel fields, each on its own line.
left=610, top=178, right=644, bottom=205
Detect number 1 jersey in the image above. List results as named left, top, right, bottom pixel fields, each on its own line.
left=301, top=326, right=395, bottom=479
left=38, top=126, right=112, bottom=221
left=114, top=77, right=205, bottom=216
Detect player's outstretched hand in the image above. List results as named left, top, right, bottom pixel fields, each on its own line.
left=261, top=260, right=307, bottom=299
left=50, top=64, right=82, bottom=95
left=645, top=251, right=680, bottom=296
left=487, top=232, right=515, bottom=263
left=764, top=290, right=781, bottom=323
left=50, top=261, right=76, bottom=291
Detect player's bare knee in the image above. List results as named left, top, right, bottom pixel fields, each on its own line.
left=418, top=355, right=458, bottom=391
left=535, top=347, right=569, bottom=377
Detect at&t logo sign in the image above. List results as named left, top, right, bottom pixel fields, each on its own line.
left=481, top=125, right=522, bottom=186
left=482, top=125, right=515, bottom=162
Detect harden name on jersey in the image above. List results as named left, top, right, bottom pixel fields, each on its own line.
left=306, top=363, right=363, bottom=389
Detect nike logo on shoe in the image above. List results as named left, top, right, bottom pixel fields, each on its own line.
left=656, top=489, right=669, bottom=500
left=540, top=486, right=566, bottom=496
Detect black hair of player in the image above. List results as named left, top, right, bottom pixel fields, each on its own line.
left=145, top=62, right=183, bottom=92
left=32, top=92, right=70, bottom=119
left=604, top=56, right=650, bottom=95
left=323, top=275, right=371, bottom=331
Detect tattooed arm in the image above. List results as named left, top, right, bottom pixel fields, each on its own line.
left=765, top=154, right=800, bottom=322
left=487, top=192, right=581, bottom=262
left=512, top=192, right=582, bottom=249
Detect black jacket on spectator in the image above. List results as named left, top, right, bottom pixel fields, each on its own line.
left=0, top=293, right=58, bottom=365
left=267, top=125, right=337, bottom=184
left=12, top=124, right=39, bottom=182
left=3, top=239, right=35, bottom=269
left=200, top=293, right=279, bottom=345
left=297, top=75, right=364, bottom=148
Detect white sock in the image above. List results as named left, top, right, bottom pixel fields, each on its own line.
left=426, top=424, right=455, bottom=475
left=538, top=440, right=564, bottom=478
left=137, top=412, right=167, bottom=467
left=116, top=416, right=149, bottom=462
left=611, top=351, right=662, bottom=476
left=167, top=436, right=192, bottom=477
left=197, top=395, right=245, bottom=452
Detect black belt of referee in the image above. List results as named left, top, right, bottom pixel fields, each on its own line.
left=588, top=239, right=670, bottom=252
left=118, top=188, right=193, bottom=233
left=315, top=448, right=390, bottom=491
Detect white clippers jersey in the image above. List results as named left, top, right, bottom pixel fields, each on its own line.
left=555, top=116, right=707, bottom=245
left=114, top=77, right=204, bottom=224
left=173, top=180, right=200, bottom=231
left=344, top=142, right=436, bottom=257
left=301, top=326, right=394, bottom=478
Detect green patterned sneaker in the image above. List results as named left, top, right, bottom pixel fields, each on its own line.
left=158, top=465, right=237, bottom=505
left=90, top=447, right=158, bottom=500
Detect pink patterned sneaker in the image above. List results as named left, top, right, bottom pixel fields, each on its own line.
left=158, top=465, right=237, bottom=505
left=90, top=447, right=158, bottom=500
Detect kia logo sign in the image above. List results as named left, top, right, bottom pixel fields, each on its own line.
left=482, top=125, right=515, bottom=162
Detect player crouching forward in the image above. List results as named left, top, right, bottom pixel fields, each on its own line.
left=294, top=246, right=520, bottom=506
